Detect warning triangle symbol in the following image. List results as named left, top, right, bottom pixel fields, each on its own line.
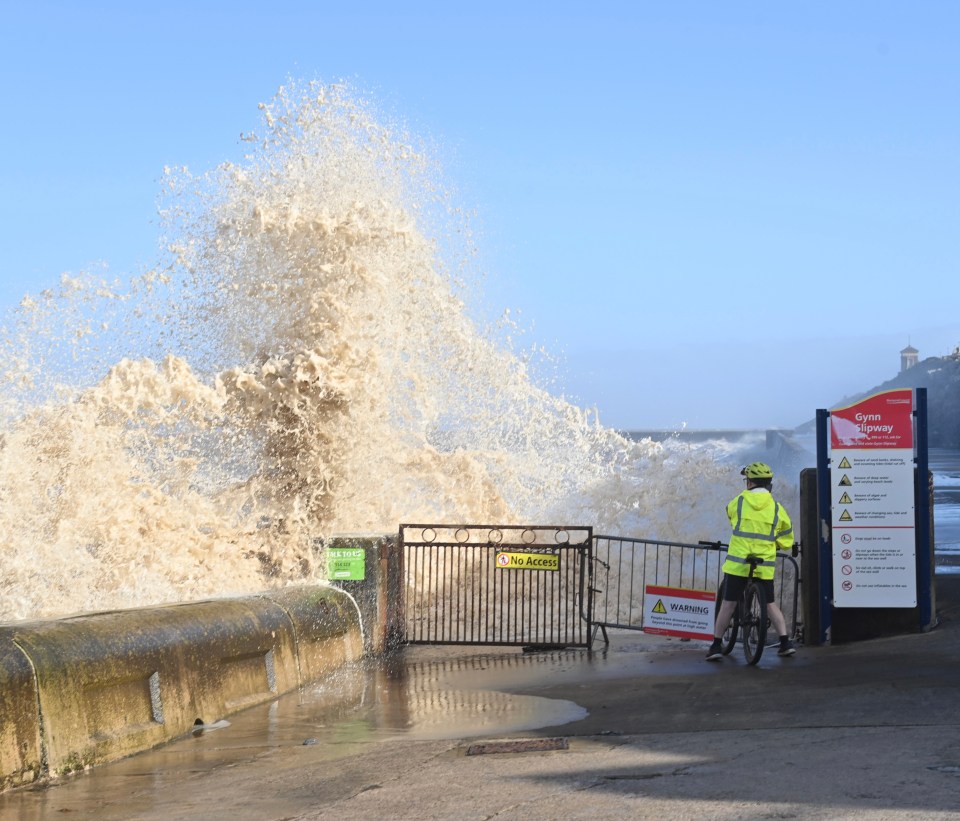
left=839, top=474, right=853, bottom=486
left=839, top=509, right=853, bottom=522
left=652, top=599, right=667, bottom=614
left=839, top=492, right=853, bottom=505
left=838, top=456, right=852, bottom=469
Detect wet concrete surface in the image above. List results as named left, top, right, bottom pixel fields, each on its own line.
left=6, top=577, right=960, bottom=820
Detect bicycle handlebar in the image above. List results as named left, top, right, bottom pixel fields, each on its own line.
left=699, top=539, right=801, bottom=558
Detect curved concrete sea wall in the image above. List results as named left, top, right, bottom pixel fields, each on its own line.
left=0, top=585, right=362, bottom=791
left=0, top=634, right=43, bottom=789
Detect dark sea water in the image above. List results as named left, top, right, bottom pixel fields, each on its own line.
left=932, top=448, right=960, bottom=573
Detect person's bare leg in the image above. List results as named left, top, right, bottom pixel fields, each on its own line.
left=713, top=599, right=737, bottom=638
left=767, top=602, right=788, bottom=638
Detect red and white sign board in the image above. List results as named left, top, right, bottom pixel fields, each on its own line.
left=830, top=389, right=916, bottom=608
left=643, top=585, right=715, bottom=640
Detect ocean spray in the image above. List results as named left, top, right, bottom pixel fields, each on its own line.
left=0, top=82, right=733, bottom=622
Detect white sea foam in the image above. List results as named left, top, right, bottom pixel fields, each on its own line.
left=0, top=82, right=749, bottom=622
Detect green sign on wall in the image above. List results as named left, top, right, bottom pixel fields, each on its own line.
left=327, top=547, right=366, bottom=580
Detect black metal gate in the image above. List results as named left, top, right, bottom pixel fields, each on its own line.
left=397, top=524, right=594, bottom=649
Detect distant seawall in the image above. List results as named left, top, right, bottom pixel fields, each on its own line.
left=623, top=429, right=816, bottom=491
left=623, top=429, right=797, bottom=446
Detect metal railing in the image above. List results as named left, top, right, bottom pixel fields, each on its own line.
left=591, top=535, right=801, bottom=644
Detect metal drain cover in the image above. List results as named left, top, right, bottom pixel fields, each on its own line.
left=466, top=737, right=569, bottom=756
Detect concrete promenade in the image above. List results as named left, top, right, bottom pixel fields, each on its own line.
left=6, top=577, right=960, bottom=820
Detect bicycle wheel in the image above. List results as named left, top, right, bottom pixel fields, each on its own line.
left=714, top=584, right=739, bottom=654
left=741, top=581, right=768, bottom=665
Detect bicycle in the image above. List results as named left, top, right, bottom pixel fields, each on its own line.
left=700, top=541, right=769, bottom=665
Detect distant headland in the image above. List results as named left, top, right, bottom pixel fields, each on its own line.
left=798, top=343, right=960, bottom=448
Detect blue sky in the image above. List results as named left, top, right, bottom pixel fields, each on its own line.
left=1, top=2, right=957, bottom=429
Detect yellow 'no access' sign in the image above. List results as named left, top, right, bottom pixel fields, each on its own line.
left=495, top=551, right=559, bottom=571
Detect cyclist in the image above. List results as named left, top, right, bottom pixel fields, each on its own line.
left=706, top=462, right=796, bottom=661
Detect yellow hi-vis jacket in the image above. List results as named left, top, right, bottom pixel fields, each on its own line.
left=721, top=489, right=793, bottom=581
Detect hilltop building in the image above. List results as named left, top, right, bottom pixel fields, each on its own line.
left=900, top=344, right=919, bottom=372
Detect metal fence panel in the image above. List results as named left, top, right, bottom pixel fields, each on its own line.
left=591, top=535, right=801, bottom=641
left=398, top=525, right=593, bottom=648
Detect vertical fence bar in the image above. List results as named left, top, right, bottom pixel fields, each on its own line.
left=483, top=542, right=492, bottom=643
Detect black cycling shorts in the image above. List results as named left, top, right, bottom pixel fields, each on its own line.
left=721, top=572, right=775, bottom=603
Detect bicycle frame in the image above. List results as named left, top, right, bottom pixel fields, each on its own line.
left=715, top=555, right=769, bottom=665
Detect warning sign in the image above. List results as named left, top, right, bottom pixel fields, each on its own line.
left=829, top=389, right=916, bottom=608
left=643, top=585, right=715, bottom=640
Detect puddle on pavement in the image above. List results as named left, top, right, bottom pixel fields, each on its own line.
left=0, top=644, right=611, bottom=818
